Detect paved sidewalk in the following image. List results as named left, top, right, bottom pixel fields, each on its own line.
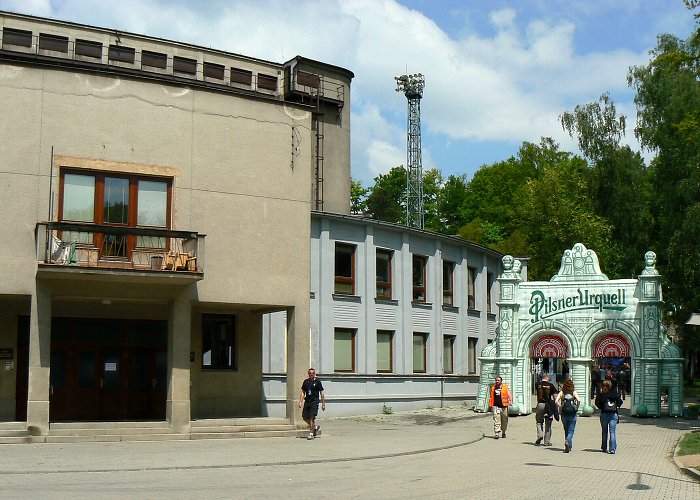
left=1, top=405, right=698, bottom=499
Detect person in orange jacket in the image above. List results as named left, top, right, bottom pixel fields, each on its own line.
left=489, top=375, right=512, bottom=439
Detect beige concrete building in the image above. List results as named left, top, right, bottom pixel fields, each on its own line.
left=0, top=11, right=352, bottom=437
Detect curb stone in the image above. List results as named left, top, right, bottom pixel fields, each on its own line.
left=673, top=440, right=700, bottom=481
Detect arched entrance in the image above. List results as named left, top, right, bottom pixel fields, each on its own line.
left=591, top=333, right=633, bottom=404
left=530, top=334, right=570, bottom=398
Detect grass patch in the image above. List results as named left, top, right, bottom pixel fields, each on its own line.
left=677, top=431, right=700, bottom=456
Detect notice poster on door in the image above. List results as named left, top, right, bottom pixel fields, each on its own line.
left=105, top=362, right=118, bottom=372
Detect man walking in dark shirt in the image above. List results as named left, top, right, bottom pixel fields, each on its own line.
left=298, top=368, right=325, bottom=440
left=534, top=374, right=557, bottom=446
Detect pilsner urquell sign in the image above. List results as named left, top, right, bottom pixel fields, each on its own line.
left=529, top=288, right=627, bottom=323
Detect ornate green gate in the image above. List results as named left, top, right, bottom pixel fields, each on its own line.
left=475, top=243, right=683, bottom=417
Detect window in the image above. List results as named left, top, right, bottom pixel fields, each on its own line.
left=467, top=267, right=477, bottom=309
left=413, top=333, right=427, bottom=373
left=487, top=272, right=493, bottom=312
left=468, top=337, right=478, bottom=374
left=297, top=71, right=320, bottom=88
left=334, top=329, right=355, bottom=372
left=376, top=249, right=392, bottom=299
left=443, top=261, right=454, bottom=306
left=173, top=56, right=197, bottom=75
left=412, top=255, right=427, bottom=302
left=202, top=314, right=236, bottom=370
left=75, top=39, right=102, bottom=58
left=377, top=330, right=393, bottom=373
left=39, top=33, right=68, bottom=52
left=443, top=336, right=455, bottom=374
left=2, top=28, right=32, bottom=47
left=142, top=50, right=167, bottom=69
left=59, top=170, right=171, bottom=255
left=108, top=44, right=135, bottom=63
left=204, top=62, right=225, bottom=80
left=231, top=68, right=253, bottom=85
left=334, top=243, right=355, bottom=294
left=257, top=73, right=278, bottom=91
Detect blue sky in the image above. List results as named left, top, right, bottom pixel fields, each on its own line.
left=1, top=0, right=696, bottom=184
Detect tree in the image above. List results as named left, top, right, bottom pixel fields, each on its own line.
left=350, top=178, right=368, bottom=215
left=560, top=94, right=652, bottom=278
left=365, top=167, right=407, bottom=223
left=436, top=174, right=469, bottom=235
left=422, top=168, right=444, bottom=232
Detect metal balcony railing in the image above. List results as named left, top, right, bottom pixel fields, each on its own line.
left=36, top=222, right=204, bottom=272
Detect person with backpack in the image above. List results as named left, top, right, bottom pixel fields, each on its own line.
left=534, top=373, right=557, bottom=446
left=555, top=379, right=581, bottom=453
left=595, top=379, right=623, bottom=454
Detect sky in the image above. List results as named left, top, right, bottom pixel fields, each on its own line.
left=1, top=0, right=697, bottom=184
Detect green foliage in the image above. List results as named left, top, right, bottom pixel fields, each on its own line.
left=365, top=166, right=407, bottom=223
left=677, top=428, right=700, bottom=454
left=350, top=178, right=368, bottom=215
left=628, top=19, right=700, bottom=328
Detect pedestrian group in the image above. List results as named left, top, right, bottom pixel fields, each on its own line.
left=489, top=372, right=623, bottom=453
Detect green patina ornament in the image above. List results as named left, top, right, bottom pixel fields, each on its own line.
left=636, top=405, right=648, bottom=416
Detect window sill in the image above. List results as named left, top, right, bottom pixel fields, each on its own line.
left=467, top=309, right=481, bottom=317
left=333, top=294, right=362, bottom=303
left=487, top=312, right=497, bottom=320
left=411, top=301, right=432, bottom=309
left=442, top=305, right=459, bottom=313
left=375, top=298, right=399, bottom=306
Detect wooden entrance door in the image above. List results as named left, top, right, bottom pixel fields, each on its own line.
left=50, top=318, right=167, bottom=421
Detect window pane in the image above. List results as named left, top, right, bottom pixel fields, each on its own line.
left=413, top=334, right=426, bottom=372
left=137, top=180, right=167, bottom=227
left=444, top=337, right=454, bottom=373
left=412, top=257, right=425, bottom=287
left=104, top=177, right=129, bottom=224
left=202, top=315, right=235, bottom=369
left=376, top=250, right=391, bottom=282
left=63, top=173, right=95, bottom=222
left=334, top=330, right=354, bottom=372
left=335, top=244, right=353, bottom=278
left=468, top=267, right=476, bottom=309
left=377, top=331, right=392, bottom=372
left=468, top=337, right=478, bottom=374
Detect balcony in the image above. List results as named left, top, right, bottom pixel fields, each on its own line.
left=36, top=222, right=205, bottom=277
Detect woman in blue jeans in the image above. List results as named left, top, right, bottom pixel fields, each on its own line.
left=555, top=379, right=581, bottom=453
left=595, top=379, right=623, bottom=453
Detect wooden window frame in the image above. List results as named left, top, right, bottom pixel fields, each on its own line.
left=412, top=255, right=427, bottom=302
left=467, top=266, right=477, bottom=310
left=334, top=243, right=356, bottom=295
left=443, top=261, right=454, bottom=306
left=58, top=169, right=173, bottom=257
left=413, top=332, right=428, bottom=373
left=231, top=67, right=253, bottom=85
left=376, top=248, right=393, bottom=300
left=443, top=335, right=456, bottom=374
left=376, top=330, right=393, bottom=373
left=334, top=328, right=356, bottom=373
left=201, top=314, right=237, bottom=370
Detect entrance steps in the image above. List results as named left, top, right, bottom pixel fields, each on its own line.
left=0, top=422, right=32, bottom=444
left=190, top=417, right=307, bottom=440
left=0, top=419, right=307, bottom=444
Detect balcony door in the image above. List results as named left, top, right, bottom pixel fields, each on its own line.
left=59, top=170, right=171, bottom=261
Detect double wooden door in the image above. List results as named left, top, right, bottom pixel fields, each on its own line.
left=50, top=318, right=167, bottom=421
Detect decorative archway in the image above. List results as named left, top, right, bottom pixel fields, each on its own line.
left=531, top=334, right=568, bottom=358
left=593, top=334, right=631, bottom=358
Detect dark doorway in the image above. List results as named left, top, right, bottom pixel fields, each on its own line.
left=15, top=316, right=29, bottom=421
left=50, top=318, right=167, bottom=421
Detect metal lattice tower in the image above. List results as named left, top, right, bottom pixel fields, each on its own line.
left=395, top=73, right=425, bottom=229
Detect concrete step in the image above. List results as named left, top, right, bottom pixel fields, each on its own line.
left=0, top=435, right=32, bottom=445
left=48, top=426, right=176, bottom=437
left=0, top=421, right=27, bottom=431
left=190, top=424, right=296, bottom=433
left=43, top=433, right=189, bottom=444
left=190, top=429, right=308, bottom=440
left=50, top=421, right=170, bottom=430
left=190, top=418, right=291, bottom=427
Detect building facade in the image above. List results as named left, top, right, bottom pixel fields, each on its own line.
left=263, top=212, right=505, bottom=417
left=0, top=11, right=352, bottom=434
